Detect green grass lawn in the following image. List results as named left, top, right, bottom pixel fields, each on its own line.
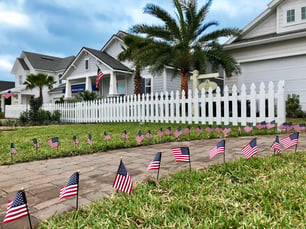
left=0, top=122, right=280, bottom=165
left=38, top=152, right=306, bottom=228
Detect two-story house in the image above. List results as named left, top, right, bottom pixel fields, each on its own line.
left=224, top=0, right=306, bottom=110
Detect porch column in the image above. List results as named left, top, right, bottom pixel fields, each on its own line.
left=17, top=93, right=22, bottom=105
left=85, top=76, right=92, bottom=92
left=109, top=72, right=117, bottom=96
left=65, top=80, right=72, bottom=98
left=1, top=95, right=4, bottom=112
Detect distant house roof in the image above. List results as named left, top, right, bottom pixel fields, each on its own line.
left=0, top=81, right=15, bottom=91
left=23, top=51, right=75, bottom=72
left=84, top=47, right=131, bottom=72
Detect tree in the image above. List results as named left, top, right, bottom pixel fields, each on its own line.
left=23, top=73, right=56, bottom=102
left=118, top=35, right=150, bottom=95
left=130, top=0, right=241, bottom=94
left=74, top=90, right=100, bottom=102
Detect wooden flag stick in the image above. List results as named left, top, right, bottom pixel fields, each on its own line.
left=189, top=150, right=191, bottom=171
left=223, top=140, right=226, bottom=164
left=295, top=144, right=297, bottom=153
left=21, top=188, right=33, bottom=229
left=157, top=152, right=162, bottom=180
left=76, top=170, right=80, bottom=210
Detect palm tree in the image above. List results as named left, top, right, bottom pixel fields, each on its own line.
left=23, top=73, right=56, bottom=101
left=130, top=0, right=241, bottom=94
left=74, top=90, right=100, bottom=102
left=118, top=35, right=150, bottom=95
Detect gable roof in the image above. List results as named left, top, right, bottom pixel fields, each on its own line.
left=101, top=30, right=127, bottom=52
left=17, top=58, right=29, bottom=70
left=23, top=51, right=75, bottom=72
left=0, top=81, right=15, bottom=91
left=84, top=47, right=131, bottom=72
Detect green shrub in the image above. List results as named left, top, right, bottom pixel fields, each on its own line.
left=286, top=94, right=305, bottom=118
left=0, top=111, right=4, bottom=119
left=51, top=110, right=61, bottom=122
left=37, top=109, right=51, bottom=125
left=19, top=111, right=29, bottom=125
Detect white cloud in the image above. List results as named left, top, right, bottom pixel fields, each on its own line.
left=0, top=55, right=14, bottom=72
left=0, top=2, right=31, bottom=28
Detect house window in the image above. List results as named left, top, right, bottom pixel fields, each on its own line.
left=287, top=9, right=295, bottom=22
left=145, top=78, right=152, bottom=94
left=58, top=74, right=62, bottom=84
left=117, top=80, right=126, bottom=95
left=302, top=7, right=306, bottom=20
left=19, top=75, right=23, bottom=85
left=85, top=59, right=89, bottom=70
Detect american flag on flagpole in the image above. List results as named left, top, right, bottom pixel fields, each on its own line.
left=266, top=120, right=275, bottom=129
left=135, top=130, right=144, bottom=144
left=293, top=123, right=305, bottom=132
left=223, top=125, right=231, bottom=135
left=59, top=172, right=79, bottom=200
left=184, top=126, right=191, bottom=134
left=113, top=160, right=133, bottom=194
left=10, top=143, right=16, bottom=155
left=215, top=125, right=223, bottom=133
left=147, top=152, right=161, bottom=171
left=145, top=130, right=153, bottom=139
left=271, top=136, right=281, bottom=153
left=241, top=138, right=257, bottom=159
left=32, top=138, right=40, bottom=149
left=278, top=122, right=287, bottom=130
left=280, top=132, right=299, bottom=149
left=171, top=147, right=190, bottom=162
left=72, top=136, right=79, bottom=146
left=244, top=123, right=253, bottom=133
left=164, top=127, right=172, bottom=135
left=48, top=137, right=59, bottom=148
left=205, top=125, right=213, bottom=133
left=95, top=67, right=104, bottom=89
left=174, top=127, right=182, bottom=138
left=256, top=121, right=266, bottom=129
left=87, top=133, right=92, bottom=146
left=3, top=190, right=28, bottom=224
left=121, top=130, right=129, bottom=140
left=195, top=126, right=203, bottom=134
left=286, top=122, right=293, bottom=131
left=156, top=128, right=163, bottom=138
left=104, top=131, right=111, bottom=141
left=209, top=140, right=225, bottom=160
left=4, top=90, right=13, bottom=99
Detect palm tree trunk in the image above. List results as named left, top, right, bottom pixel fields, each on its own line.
left=134, top=68, right=142, bottom=95
left=39, top=87, right=43, bottom=102
left=181, top=70, right=189, bottom=97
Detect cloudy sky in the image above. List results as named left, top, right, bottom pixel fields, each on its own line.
left=0, top=0, right=270, bottom=82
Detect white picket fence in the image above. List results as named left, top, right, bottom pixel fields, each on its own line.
left=39, top=81, right=285, bottom=126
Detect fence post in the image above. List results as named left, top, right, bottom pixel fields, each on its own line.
left=259, top=82, right=266, bottom=122
left=268, top=81, right=275, bottom=122
left=240, top=84, right=247, bottom=126
left=207, top=88, right=213, bottom=124
left=250, top=83, right=257, bottom=125
left=216, top=87, right=221, bottom=125
left=200, top=89, right=206, bottom=124
left=224, top=85, right=229, bottom=125
left=232, top=85, right=238, bottom=126
left=193, top=89, right=199, bottom=124
left=277, top=80, right=285, bottom=125
left=170, top=91, right=175, bottom=123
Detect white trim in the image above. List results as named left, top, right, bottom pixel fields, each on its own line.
left=163, top=68, right=167, bottom=92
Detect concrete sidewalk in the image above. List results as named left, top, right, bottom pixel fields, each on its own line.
left=0, top=132, right=305, bottom=228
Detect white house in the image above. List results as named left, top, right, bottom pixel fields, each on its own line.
left=61, top=31, right=184, bottom=100
left=224, top=0, right=306, bottom=110
left=1, top=51, right=74, bottom=111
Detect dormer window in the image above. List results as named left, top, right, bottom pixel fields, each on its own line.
left=85, top=59, right=89, bottom=70
left=287, top=9, right=295, bottom=23
left=302, top=7, right=306, bottom=20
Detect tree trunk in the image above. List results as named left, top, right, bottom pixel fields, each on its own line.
left=181, top=70, right=189, bottom=97
left=134, top=68, right=142, bottom=95
left=39, top=87, right=43, bottom=102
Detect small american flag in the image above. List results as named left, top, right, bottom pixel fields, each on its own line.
left=4, top=90, right=13, bottom=99
left=266, top=120, right=275, bottom=129
left=209, top=140, right=225, bottom=160
left=3, top=190, right=28, bottom=224
left=241, top=138, right=257, bottom=159
left=113, top=160, right=133, bottom=194
left=121, top=130, right=129, bottom=140
left=171, top=147, right=190, bottom=162
left=10, top=143, right=16, bottom=155
left=164, top=127, right=172, bottom=135
left=174, top=127, right=182, bottom=138
left=244, top=123, right=253, bottom=133
left=59, top=172, right=79, bottom=200
left=48, top=137, right=59, bottom=148
left=205, top=125, right=213, bottom=133
left=271, top=136, right=281, bottom=153
left=147, top=152, right=161, bottom=171
left=87, top=133, right=92, bottom=146
left=238, top=127, right=241, bottom=134
left=145, top=130, right=153, bottom=139
left=135, top=131, right=144, bottom=144
left=223, top=125, right=231, bottom=135
left=96, top=67, right=104, bottom=89
left=215, top=125, right=223, bottom=133
left=286, top=122, right=293, bottom=131
left=184, top=126, right=191, bottom=134
left=280, top=132, right=299, bottom=150
left=195, top=126, right=203, bottom=134
left=72, top=136, right=79, bottom=146
left=32, top=138, right=40, bottom=148
left=104, top=131, right=111, bottom=141
left=256, top=121, right=266, bottom=129
left=156, top=128, right=163, bottom=138
left=293, top=123, right=305, bottom=132
left=278, top=122, right=287, bottom=130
